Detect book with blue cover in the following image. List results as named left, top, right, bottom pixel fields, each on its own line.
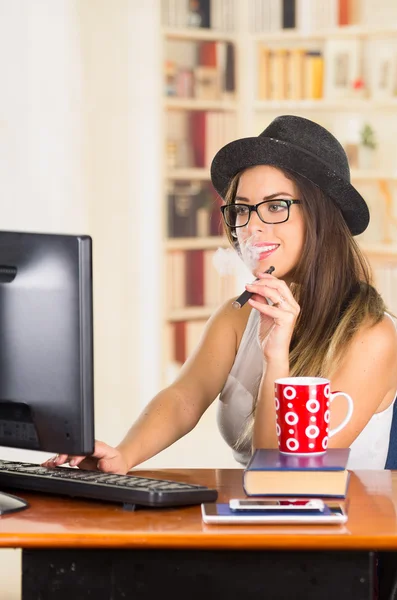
left=243, top=448, right=350, bottom=498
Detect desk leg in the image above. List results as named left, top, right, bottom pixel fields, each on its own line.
left=22, top=548, right=374, bottom=600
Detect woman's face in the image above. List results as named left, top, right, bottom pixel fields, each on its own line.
left=235, top=165, right=305, bottom=281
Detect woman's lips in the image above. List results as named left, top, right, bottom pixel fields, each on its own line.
left=254, top=244, right=279, bottom=260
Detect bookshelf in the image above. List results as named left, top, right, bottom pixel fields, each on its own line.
left=161, top=1, right=244, bottom=384
left=160, top=0, right=397, bottom=385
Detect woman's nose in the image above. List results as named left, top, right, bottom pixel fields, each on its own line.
left=246, top=210, right=272, bottom=235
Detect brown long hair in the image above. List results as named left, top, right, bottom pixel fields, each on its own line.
left=224, top=168, right=387, bottom=447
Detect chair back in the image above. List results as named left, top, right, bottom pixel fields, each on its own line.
left=385, top=399, right=397, bottom=469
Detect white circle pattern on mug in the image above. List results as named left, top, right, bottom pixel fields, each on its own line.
left=324, top=410, right=330, bottom=423
left=306, top=399, right=320, bottom=413
left=322, top=436, right=329, bottom=449
left=285, top=411, right=299, bottom=425
left=286, top=438, right=299, bottom=451
left=324, top=384, right=330, bottom=397
left=276, top=423, right=281, bottom=436
left=305, top=425, right=320, bottom=439
left=275, top=397, right=280, bottom=410
left=283, top=386, right=297, bottom=399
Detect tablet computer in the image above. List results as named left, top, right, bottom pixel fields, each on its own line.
left=201, top=502, right=348, bottom=525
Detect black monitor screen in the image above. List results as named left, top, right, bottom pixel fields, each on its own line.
left=0, top=231, right=94, bottom=456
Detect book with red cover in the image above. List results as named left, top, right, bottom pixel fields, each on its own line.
left=209, top=189, right=223, bottom=236
left=189, top=111, right=207, bottom=168
left=185, top=250, right=204, bottom=306
left=173, top=321, right=186, bottom=365
left=338, top=0, right=349, bottom=25
left=243, top=448, right=350, bottom=498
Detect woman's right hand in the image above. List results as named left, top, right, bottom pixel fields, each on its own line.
left=41, top=440, right=130, bottom=475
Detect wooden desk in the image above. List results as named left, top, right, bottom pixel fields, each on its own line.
left=2, top=468, right=397, bottom=599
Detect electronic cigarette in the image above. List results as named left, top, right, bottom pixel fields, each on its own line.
left=232, top=266, right=275, bottom=309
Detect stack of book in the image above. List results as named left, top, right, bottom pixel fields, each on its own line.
left=243, top=448, right=350, bottom=498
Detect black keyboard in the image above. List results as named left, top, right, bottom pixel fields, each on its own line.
left=0, top=460, right=218, bottom=508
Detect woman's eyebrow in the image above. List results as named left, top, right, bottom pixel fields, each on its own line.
left=235, top=192, right=294, bottom=202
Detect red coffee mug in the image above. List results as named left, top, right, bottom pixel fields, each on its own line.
left=274, top=377, right=353, bottom=455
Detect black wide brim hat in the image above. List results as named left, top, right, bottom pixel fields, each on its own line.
left=210, top=115, right=369, bottom=236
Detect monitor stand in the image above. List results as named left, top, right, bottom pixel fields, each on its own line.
left=0, top=491, right=29, bottom=515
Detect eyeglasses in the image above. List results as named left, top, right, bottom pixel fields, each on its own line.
left=220, top=199, right=301, bottom=228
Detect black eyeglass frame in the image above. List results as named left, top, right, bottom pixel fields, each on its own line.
left=220, top=199, right=302, bottom=228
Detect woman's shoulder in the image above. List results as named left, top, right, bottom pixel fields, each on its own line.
left=206, top=296, right=254, bottom=347
left=353, top=313, right=397, bottom=359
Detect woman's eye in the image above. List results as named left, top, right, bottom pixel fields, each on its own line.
left=268, top=202, right=288, bottom=212
left=235, top=205, right=249, bottom=215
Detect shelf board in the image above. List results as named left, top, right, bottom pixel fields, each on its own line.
left=167, top=306, right=214, bottom=321
left=165, top=97, right=237, bottom=111
left=253, top=25, right=397, bottom=42
left=163, top=27, right=237, bottom=42
left=166, top=236, right=228, bottom=250
left=254, top=99, right=397, bottom=111
left=167, top=168, right=210, bottom=180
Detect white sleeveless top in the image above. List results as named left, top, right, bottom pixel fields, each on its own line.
left=217, top=309, right=396, bottom=469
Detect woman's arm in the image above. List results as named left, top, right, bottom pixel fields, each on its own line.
left=43, top=297, right=244, bottom=473
left=117, top=298, right=241, bottom=468
left=325, top=315, right=397, bottom=447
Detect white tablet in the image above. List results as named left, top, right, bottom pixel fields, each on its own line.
left=201, top=502, right=348, bottom=525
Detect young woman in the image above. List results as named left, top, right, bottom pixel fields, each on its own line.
left=43, top=115, right=397, bottom=474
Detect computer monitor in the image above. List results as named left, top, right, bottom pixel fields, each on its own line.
left=0, top=230, right=95, bottom=512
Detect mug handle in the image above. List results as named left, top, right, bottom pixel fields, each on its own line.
left=328, top=392, right=354, bottom=438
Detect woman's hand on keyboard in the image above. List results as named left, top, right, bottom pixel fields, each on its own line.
left=41, top=440, right=130, bottom=474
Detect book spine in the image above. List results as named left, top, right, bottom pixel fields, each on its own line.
left=282, top=0, right=296, bottom=28
left=185, top=249, right=205, bottom=306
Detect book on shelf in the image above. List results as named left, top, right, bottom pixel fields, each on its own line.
left=166, top=251, right=186, bottom=310
left=257, top=44, right=324, bottom=101
left=258, top=46, right=271, bottom=100
left=304, top=51, right=324, bottom=100
left=168, top=193, right=199, bottom=237
left=164, top=37, right=235, bottom=101
left=167, top=248, right=236, bottom=312
left=269, top=48, right=288, bottom=101
left=296, top=0, right=338, bottom=32
left=170, top=319, right=208, bottom=366
left=189, top=111, right=237, bottom=169
left=243, top=448, right=350, bottom=498
left=185, top=250, right=205, bottom=306
left=282, top=0, right=295, bottom=28
left=251, top=0, right=342, bottom=33
left=286, top=48, right=305, bottom=100
left=209, top=193, right=224, bottom=236
left=167, top=183, right=223, bottom=238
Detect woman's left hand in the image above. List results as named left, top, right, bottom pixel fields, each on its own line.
left=245, top=273, right=300, bottom=363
